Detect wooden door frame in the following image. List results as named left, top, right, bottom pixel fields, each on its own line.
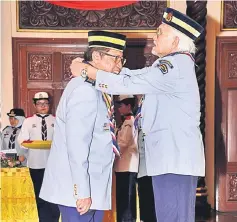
left=215, top=36, right=237, bottom=212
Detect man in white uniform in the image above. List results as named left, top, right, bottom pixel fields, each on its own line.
left=18, top=92, right=60, bottom=222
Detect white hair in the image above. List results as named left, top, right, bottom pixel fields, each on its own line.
left=172, top=28, right=196, bottom=54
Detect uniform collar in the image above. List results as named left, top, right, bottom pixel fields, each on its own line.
left=162, top=51, right=195, bottom=61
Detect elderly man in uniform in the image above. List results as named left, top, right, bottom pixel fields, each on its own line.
left=70, top=7, right=205, bottom=222
left=18, top=92, right=60, bottom=222
left=40, top=31, right=127, bottom=222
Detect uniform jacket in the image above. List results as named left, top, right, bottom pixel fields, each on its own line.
left=94, top=52, right=205, bottom=177
left=40, top=76, right=114, bottom=210
left=18, top=114, right=55, bottom=169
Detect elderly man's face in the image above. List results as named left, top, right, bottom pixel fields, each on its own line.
left=93, top=49, right=124, bottom=74
left=152, top=23, right=178, bottom=57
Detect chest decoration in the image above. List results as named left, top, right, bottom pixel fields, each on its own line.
left=103, top=123, right=110, bottom=131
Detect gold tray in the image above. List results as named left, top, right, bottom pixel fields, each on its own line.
left=21, top=140, right=52, bottom=149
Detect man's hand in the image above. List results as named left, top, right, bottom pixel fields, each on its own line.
left=70, top=57, right=84, bottom=78
left=70, top=58, right=98, bottom=80
left=18, top=155, right=25, bottom=162
left=76, top=197, right=92, bottom=215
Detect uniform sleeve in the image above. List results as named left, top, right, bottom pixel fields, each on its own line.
left=117, top=121, right=134, bottom=149
left=95, top=59, right=179, bottom=95
left=66, top=85, right=98, bottom=199
left=17, top=119, right=30, bottom=149
left=15, top=133, right=28, bottom=157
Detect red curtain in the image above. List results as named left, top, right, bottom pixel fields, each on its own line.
left=47, top=1, right=137, bottom=10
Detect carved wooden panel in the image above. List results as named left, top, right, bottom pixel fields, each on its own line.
left=62, top=54, right=83, bottom=81
left=18, top=1, right=166, bottom=30
left=228, top=174, right=237, bottom=201
left=222, top=1, right=237, bottom=29
left=28, top=53, right=52, bottom=80
left=227, top=90, right=237, bottom=162
left=228, top=53, right=237, bottom=78
left=216, top=37, right=237, bottom=211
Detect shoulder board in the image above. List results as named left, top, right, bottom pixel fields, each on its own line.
left=156, top=59, right=174, bottom=75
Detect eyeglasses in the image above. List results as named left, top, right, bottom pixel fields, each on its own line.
left=98, top=51, right=126, bottom=66
left=36, top=102, right=49, bottom=107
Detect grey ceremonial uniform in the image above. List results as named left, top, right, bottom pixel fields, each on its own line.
left=95, top=53, right=205, bottom=178
left=2, top=126, right=20, bottom=150
left=93, top=52, right=205, bottom=222
left=2, top=126, right=27, bottom=166
left=40, top=76, right=114, bottom=210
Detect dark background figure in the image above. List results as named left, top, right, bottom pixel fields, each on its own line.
left=115, top=95, right=139, bottom=222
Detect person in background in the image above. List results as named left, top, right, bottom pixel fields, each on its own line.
left=18, top=92, right=60, bottom=222
left=135, top=96, right=157, bottom=222
left=114, top=95, right=139, bottom=222
left=1, top=108, right=27, bottom=166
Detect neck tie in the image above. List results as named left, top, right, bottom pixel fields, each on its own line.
left=134, top=96, right=144, bottom=129
left=102, top=93, right=120, bottom=156
left=36, top=114, right=49, bottom=141
left=8, top=127, right=18, bottom=149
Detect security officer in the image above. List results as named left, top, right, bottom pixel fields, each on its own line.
left=18, top=92, right=60, bottom=222
left=40, top=31, right=127, bottom=222
left=115, top=95, right=139, bottom=222
left=1, top=108, right=27, bottom=165
left=70, top=7, right=205, bottom=222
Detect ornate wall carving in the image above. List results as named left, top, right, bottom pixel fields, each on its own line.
left=228, top=174, right=237, bottom=200
left=19, top=1, right=166, bottom=30
left=228, top=53, right=237, bottom=78
left=222, top=1, right=237, bottom=29
left=62, top=54, right=83, bottom=81
left=28, top=53, right=52, bottom=80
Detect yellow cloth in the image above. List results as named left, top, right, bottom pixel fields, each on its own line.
left=1, top=168, right=38, bottom=221
left=1, top=168, right=117, bottom=222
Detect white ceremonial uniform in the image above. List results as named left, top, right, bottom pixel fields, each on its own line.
left=18, top=114, right=55, bottom=169
left=40, top=76, right=115, bottom=210
left=94, top=53, right=205, bottom=177
left=114, top=116, right=139, bottom=173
